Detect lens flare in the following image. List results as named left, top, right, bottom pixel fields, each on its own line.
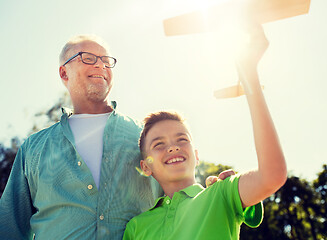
left=146, top=156, right=154, bottom=164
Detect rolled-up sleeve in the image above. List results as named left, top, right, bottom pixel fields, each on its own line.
left=0, top=145, right=35, bottom=239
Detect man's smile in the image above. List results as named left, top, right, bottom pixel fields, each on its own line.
left=88, top=74, right=107, bottom=80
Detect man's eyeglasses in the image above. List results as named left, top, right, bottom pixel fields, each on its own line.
left=62, top=52, right=117, bottom=68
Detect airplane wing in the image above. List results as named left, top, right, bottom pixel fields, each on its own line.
left=163, top=0, right=311, bottom=36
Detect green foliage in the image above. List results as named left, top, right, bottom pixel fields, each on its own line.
left=312, top=165, right=327, bottom=238
left=0, top=138, right=20, bottom=197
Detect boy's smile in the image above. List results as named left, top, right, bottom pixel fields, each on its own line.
left=165, top=156, right=185, bottom=164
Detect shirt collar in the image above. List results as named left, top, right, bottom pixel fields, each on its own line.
left=180, top=183, right=204, bottom=197
left=61, top=107, right=73, bottom=117
left=61, top=101, right=117, bottom=119
left=150, top=183, right=204, bottom=210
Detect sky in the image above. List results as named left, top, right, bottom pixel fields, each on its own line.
left=0, top=0, right=326, bottom=181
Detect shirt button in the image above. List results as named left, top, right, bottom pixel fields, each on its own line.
left=166, top=199, right=170, bottom=205
left=99, top=214, right=104, bottom=220
left=77, top=161, right=82, bottom=166
left=88, top=184, right=93, bottom=190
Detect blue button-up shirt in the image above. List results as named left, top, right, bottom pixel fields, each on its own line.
left=0, top=102, right=161, bottom=240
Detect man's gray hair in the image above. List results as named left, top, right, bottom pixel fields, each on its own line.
left=59, top=34, right=110, bottom=65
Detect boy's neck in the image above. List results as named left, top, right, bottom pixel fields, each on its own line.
left=162, top=178, right=196, bottom=199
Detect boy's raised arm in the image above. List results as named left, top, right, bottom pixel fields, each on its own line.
left=236, top=22, right=287, bottom=208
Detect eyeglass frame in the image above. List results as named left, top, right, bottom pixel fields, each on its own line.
left=62, top=51, right=117, bottom=68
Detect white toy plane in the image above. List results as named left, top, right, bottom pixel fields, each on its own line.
left=163, top=0, right=311, bottom=98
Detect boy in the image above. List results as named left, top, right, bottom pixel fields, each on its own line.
left=123, top=23, right=287, bottom=239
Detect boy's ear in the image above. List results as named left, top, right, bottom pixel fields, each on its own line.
left=140, top=159, right=152, bottom=177
left=195, top=149, right=200, bottom=166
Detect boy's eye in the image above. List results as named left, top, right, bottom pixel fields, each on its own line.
left=153, top=142, right=164, bottom=149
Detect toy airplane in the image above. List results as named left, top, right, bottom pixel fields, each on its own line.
left=163, top=0, right=311, bottom=98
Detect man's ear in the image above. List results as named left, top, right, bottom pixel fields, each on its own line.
left=195, top=149, right=200, bottom=166
left=59, top=66, right=68, bottom=83
left=140, top=159, right=152, bottom=177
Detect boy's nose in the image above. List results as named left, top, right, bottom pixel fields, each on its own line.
left=168, top=145, right=180, bottom=153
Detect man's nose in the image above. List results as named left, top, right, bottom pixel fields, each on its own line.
left=167, top=145, right=180, bottom=153
left=94, top=57, right=106, bottom=69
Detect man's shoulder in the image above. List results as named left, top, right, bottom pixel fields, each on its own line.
left=113, top=111, right=143, bottom=129
left=23, top=122, right=61, bottom=147
left=30, top=121, right=60, bottom=137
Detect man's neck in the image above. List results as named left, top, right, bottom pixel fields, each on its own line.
left=73, top=101, right=113, bottom=114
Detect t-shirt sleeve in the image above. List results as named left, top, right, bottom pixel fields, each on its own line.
left=123, top=219, right=136, bottom=240
left=0, top=145, right=35, bottom=239
left=243, top=201, right=263, bottom=228
left=223, top=174, right=263, bottom=228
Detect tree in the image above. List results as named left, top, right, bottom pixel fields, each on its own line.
left=30, top=92, right=72, bottom=134
left=312, top=164, right=327, bottom=239
left=0, top=138, right=20, bottom=197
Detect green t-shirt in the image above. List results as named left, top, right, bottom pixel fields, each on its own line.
left=123, top=174, right=263, bottom=240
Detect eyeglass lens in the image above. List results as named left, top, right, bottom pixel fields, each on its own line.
left=81, top=52, right=115, bottom=67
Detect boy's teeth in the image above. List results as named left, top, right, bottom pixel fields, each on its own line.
left=167, top=157, right=184, bottom=164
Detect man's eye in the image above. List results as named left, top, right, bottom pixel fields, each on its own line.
left=178, top=138, right=188, bottom=142
left=102, top=58, right=110, bottom=64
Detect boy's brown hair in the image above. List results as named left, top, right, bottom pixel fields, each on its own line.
left=139, top=111, right=185, bottom=157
